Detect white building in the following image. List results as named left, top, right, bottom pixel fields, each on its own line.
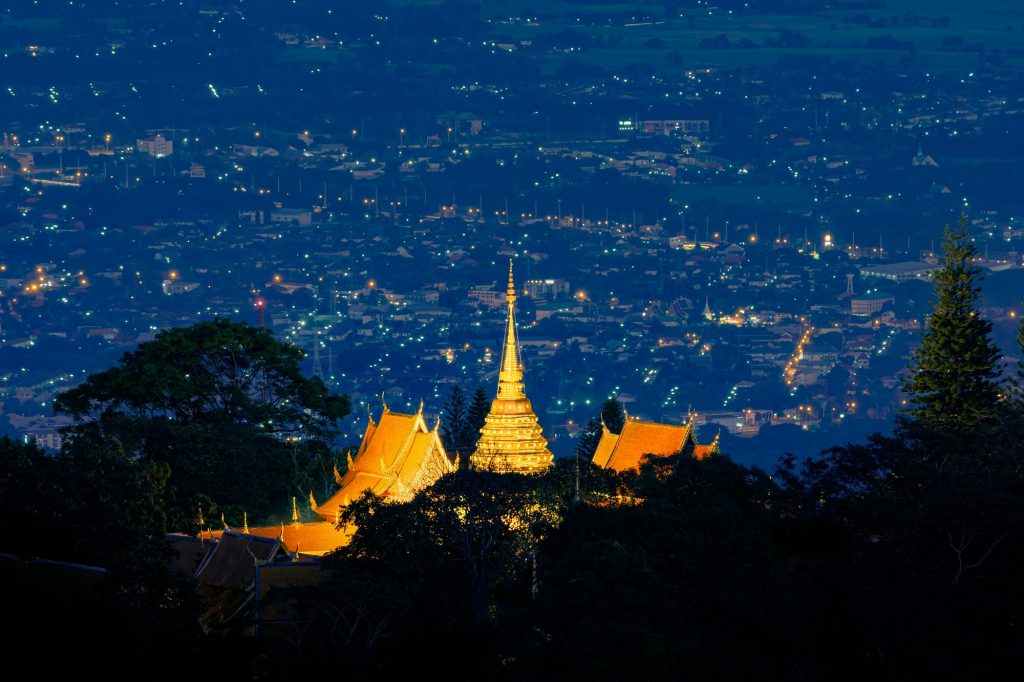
left=137, top=133, right=173, bottom=157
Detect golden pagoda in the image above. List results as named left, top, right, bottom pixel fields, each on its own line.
left=470, top=260, right=554, bottom=473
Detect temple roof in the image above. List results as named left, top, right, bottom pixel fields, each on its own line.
left=194, top=531, right=284, bottom=590
left=242, top=521, right=353, bottom=556
left=165, top=533, right=217, bottom=575
left=192, top=531, right=289, bottom=627
left=315, top=404, right=454, bottom=521
left=693, top=438, right=720, bottom=461
left=592, top=418, right=704, bottom=472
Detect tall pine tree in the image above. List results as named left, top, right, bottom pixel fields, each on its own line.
left=902, top=216, right=1002, bottom=431
left=1011, top=311, right=1024, bottom=407
left=461, top=387, right=490, bottom=469
left=601, top=397, right=627, bottom=434
left=575, top=416, right=603, bottom=460
left=440, top=384, right=467, bottom=456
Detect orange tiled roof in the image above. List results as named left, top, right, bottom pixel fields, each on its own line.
left=591, top=428, right=619, bottom=468
left=315, top=406, right=454, bottom=521
left=593, top=419, right=696, bottom=472
left=247, top=521, right=352, bottom=555
left=693, top=441, right=719, bottom=460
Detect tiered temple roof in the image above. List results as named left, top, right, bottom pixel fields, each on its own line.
left=470, top=261, right=554, bottom=473
left=592, top=417, right=720, bottom=472
left=313, top=401, right=455, bottom=521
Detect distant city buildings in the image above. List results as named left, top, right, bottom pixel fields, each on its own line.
left=136, top=133, right=173, bottom=157
left=850, top=292, right=895, bottom=317
left=860, top=262, right=935, bottom=282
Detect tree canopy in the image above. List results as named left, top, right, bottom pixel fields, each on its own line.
left=54, top=319, right=350, bottom=526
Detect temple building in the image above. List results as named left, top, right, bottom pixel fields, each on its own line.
left=592, top=417, right=719, bottom=472
left=470, top=261, right=554, bottom=473
left=313, top=400, right=455, bottom=522
left=188, top=399, right=455, bottom=561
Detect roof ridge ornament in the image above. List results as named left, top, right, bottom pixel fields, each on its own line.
left=381, top=391, right=389, bottom=413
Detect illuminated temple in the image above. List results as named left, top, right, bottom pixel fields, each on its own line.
left=592, top=416, right=720, bottom=472
left=312, top=400, right=455, bottom=521
left=469, top=261, right=554, bottom=473
left=171, top=264, right=719, bottom=630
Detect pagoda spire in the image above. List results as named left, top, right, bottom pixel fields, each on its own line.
left=498, top=259, right=526, bottom=400
left=470, top=260, right=553, bottom=473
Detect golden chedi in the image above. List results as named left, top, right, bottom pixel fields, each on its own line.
left=470, top=261, right=554, bottom=473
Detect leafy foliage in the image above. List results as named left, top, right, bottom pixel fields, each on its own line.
left=0, top=435, right=202, bottom=674
left=53, top=319, right=350, bottom=525
left=267, top=461, right=622, bottom=677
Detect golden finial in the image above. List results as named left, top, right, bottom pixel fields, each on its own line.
left=242, top=511, right=249, bottom=534
left=506, top=258, right=516, bottom=300
left=308, top=490, right=318, bottom=512
left=291, top=496, right=299, bottom=524
left=221, top=512, right=228, bottom=530
left=346, top=451, right=355, bottom=471
left=279, top=522, right=285, bottom=540
left=417, top=398, right=424, bottom=415
left=197, top=504, right=205, bottom=529
left=381, top=391, right=389, bottom=413
left=334, top=462, right=344, bottom=484
left=433, top=415, right=441, bottom=432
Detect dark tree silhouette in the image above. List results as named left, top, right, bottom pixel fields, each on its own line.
left=54, top=319, right=350, bottom=525
left=575, top=416, right=602, bottom=460
left=601, top=397, right=627, bottom=434
left=902, top=216, right=1002, bottom=431
left=440, top=384, right=468, bottom=456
